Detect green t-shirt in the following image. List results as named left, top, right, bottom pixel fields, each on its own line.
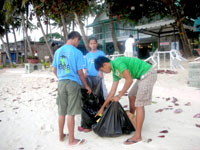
left=110, top=57, right=152, bottom=81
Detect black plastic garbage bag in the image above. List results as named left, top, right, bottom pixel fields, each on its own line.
left=86, top=76, right=104, bottom=101
left=92, top=102, right=135, bottom=137
left=81, top=89, right=103, bottom=128
left=81, top=76, right=105, bottom=129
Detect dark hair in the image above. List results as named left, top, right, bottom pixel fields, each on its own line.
left=94, top=56, right=110, bottom=70
left=129, top=35, right=133, bottom=38
left=68, top=31, right=81, bottom=40
left=88, top=37, right=97, bottom=43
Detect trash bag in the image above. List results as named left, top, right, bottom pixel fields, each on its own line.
left=80, top=76, right=105, bottom=129
left=92, top=102, right=135, bottom=137
left=81, top=89, right=103, bottom=128
left=86, top=76, right=104, bottom=101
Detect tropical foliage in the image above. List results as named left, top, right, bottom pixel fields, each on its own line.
left=0, top=0, right=199, bottom=65
left=106, top=0, right=200, bottom=57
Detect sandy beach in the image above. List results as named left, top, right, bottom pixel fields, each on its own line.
left=0, top=63, right=200, bottom=150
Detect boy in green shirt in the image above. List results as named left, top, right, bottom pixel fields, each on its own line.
left=94, top=56, right=157, bottom=145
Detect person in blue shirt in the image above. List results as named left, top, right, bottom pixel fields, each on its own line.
left=52, top=31, right=91, bottom=146
left=84, top=37, right=108, bottom=99
left=84, top=37, right=106, bottom=77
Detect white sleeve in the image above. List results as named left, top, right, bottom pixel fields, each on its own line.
left=132, top=38, right=135, bottom=44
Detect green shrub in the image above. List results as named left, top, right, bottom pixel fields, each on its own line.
left=27, top=55, right=39, bottom=59
left=43, top=62, right=50, bottom=68
left=11, top=64, right=16, bottom=68
left=0, top=64, right=5, bottom=69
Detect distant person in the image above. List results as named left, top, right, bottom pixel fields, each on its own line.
left=78, top=37, right=108, bottom=132
left=94, top=56, right=157, bottom=145
left=124, top=35, right=139, bottom=57
left=52, top=31, right=91, bottom=146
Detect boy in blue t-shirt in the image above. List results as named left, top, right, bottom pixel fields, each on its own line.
left=84, top=37, right=106, bottom=77
left=52, top=31, right=91, bottom=146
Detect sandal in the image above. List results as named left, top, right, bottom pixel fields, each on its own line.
left=124, top=139, right=143, bottom=145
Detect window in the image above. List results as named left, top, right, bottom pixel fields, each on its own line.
left=93, top=25, right=102, bottom=40
left=105, top=23, right=112, bottom=38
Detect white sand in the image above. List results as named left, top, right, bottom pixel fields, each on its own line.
left=0, top=64, right=200, bottom=150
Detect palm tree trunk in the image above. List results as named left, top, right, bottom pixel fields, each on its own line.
left=177, top=22, right=192, bottom=57
left=46, top=17, right=48, bottom=35
left=21, top=13, right=32, bottom=60
left=36, top=15, right=54, bottom=60
left=108, top=14, right=120, bottom=52
left=12, top=27, right=19, bottom=64
left=107, top=3, right=120, bottom=52
left=25, top=13, right=33, bottom=56
left=49, top=19, right=53, bottom=41
left=5, top=31, right=11, bottom=54
left=74, top=12, right=90, bottom=51
left=0, top=36, right=13, bottom=65
left=21, top=15, right=27, bottom=62
left=61, top=12, right=68, bottom=42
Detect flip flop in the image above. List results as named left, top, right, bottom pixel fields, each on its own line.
left=78, top=126, right=92, bottom=132
left=78, top=126, right=84, bottom=132
left=70, top=139, right=86, bottom=147
left=123, top=139, right=143, bottom=145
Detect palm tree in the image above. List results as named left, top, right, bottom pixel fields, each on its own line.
left=74, top=12, right=90, bottom=51
left=0, top=3, right=13, bottom=65
left=4, top=0, right=36, bottom=62
left=36, top=14, right=54, bottom=59
left=0, top=37, right=13, bottom=65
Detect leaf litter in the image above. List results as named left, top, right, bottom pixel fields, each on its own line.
left=174, top=109, right=183, bottom=114
left=193, top=113, right=200, bottom=118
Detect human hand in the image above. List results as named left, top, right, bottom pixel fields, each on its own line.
left=85, top=86, right=92, bottom=94
left=95, top=108, right=104, bottom=117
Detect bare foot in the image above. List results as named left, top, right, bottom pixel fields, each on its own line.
left=83, top=129, right=92, bottom=132
left=59, top=133, right=67, bottom=142
left=69, top=139, right=86, bottom=146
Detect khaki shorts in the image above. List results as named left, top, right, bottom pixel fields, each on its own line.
left=128, top=68, right=157, bottom=107
left=56, top=80, right=82, bottom=116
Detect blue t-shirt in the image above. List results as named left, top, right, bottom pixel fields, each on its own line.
left=85, top=50, right=105, bottom=76
left=52, top=44, right=84, bottom=85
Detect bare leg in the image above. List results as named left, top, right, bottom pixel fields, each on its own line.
left=129, top=96, right=136, bottom=114
left=67, top=115, right=85, bottom=146
left=58, top=115, right=66, bottom=141
left=134, top=106, right=145, bottom=140
left=124, top=106, right=145, bottom=144
left=67, top=115, right=75, bottom=144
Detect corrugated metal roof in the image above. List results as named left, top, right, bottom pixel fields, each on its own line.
left=135, top=20, right=175, bottom=30
left=135, top=19, right=194, bottom=37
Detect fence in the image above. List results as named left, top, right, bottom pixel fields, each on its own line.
left=144, top=49, right=187, bottom=70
